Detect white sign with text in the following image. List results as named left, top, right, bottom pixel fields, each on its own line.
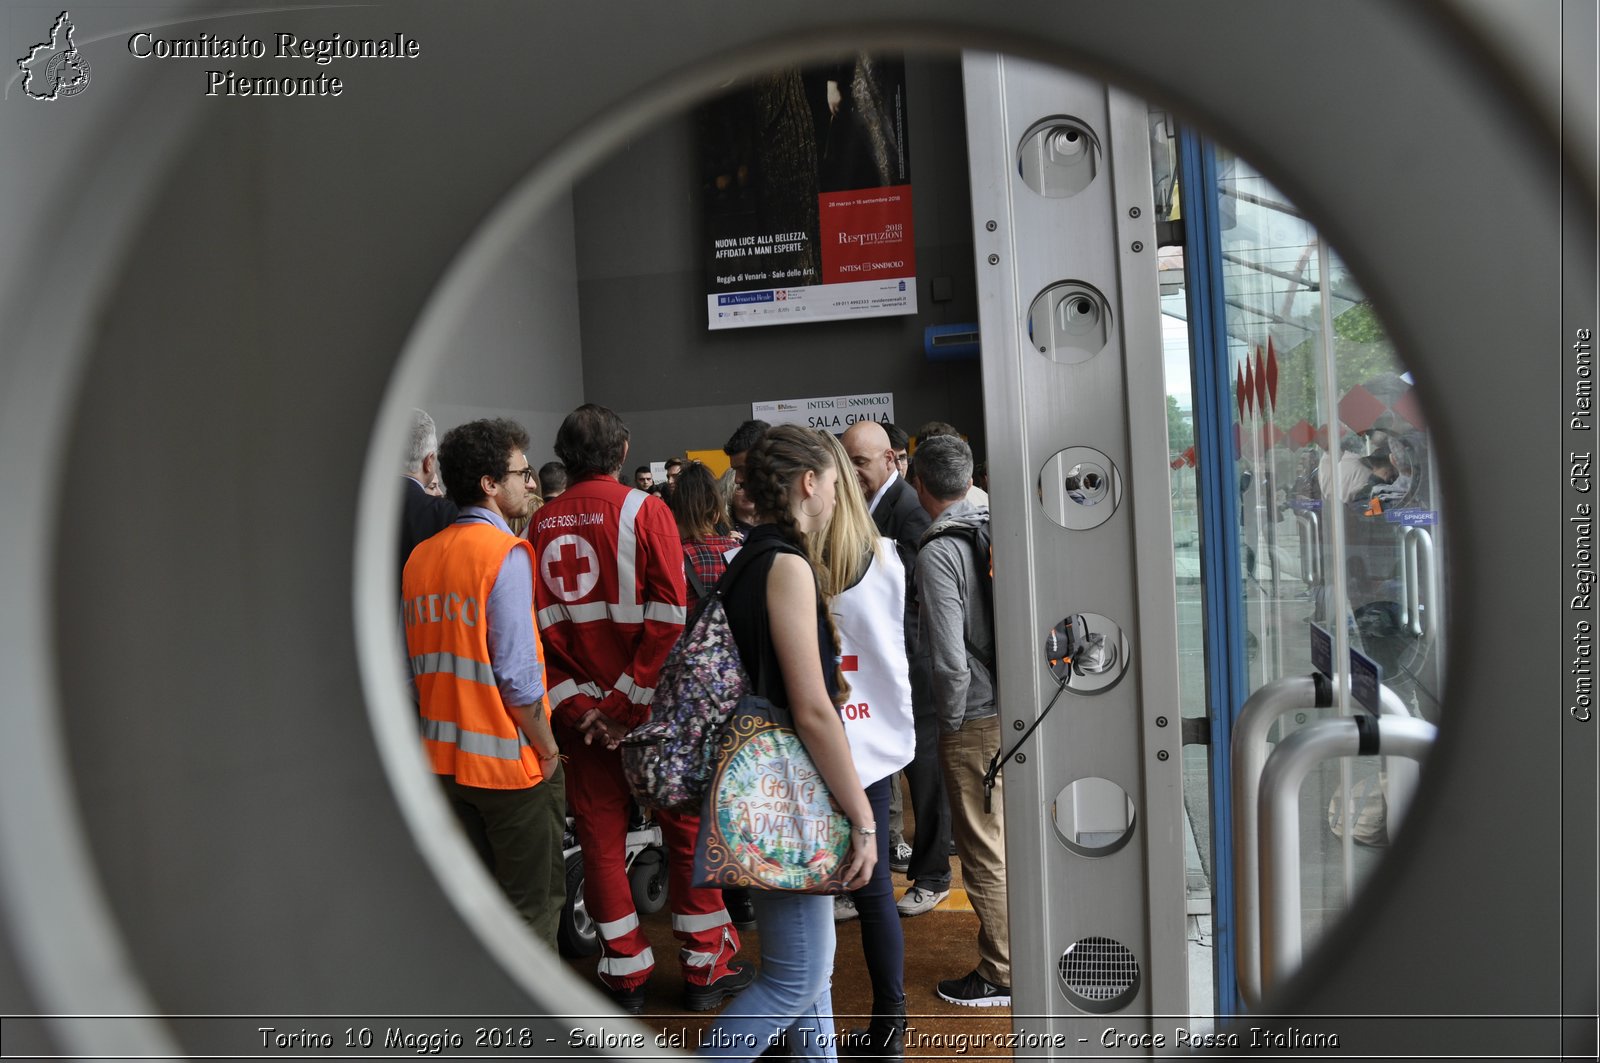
left=752, top=393, right=896, bottom=432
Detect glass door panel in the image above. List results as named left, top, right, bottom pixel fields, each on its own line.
left=1216, top=148, right=1447, bottom=979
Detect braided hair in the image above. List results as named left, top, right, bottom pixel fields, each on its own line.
left=740, top=425, right=833, bottom=548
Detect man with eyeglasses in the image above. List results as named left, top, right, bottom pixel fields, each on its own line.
left=401, top=418, right=565, bottom=947
left=532, top=404, right=751, bottom=1015
left=885, top=421, right=911, bottom=480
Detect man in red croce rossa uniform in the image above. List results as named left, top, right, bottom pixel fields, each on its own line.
left=532, top=404, right=751, bottom=1014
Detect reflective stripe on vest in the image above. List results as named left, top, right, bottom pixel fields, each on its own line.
left=419, top=717, right=531, bottom=761
left=410, top=651, right=496, bottom=687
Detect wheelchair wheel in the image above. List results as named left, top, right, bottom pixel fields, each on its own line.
left=557, top=852, right=599, bottom=958
left=629, top=847, right=668, bottom=914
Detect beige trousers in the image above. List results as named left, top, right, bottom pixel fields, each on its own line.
left=939, top=713, right=1010, bottom=986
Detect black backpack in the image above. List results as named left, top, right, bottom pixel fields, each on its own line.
left=921, top=518, right=994, bottom=666
left=923, top=516, right=1015, bottom=814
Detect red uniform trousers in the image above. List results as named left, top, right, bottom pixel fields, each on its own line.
left=563, top=733, right=740, bottom=989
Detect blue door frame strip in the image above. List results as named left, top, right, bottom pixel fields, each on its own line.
left=1178, top=128, right=1249, bottom=1018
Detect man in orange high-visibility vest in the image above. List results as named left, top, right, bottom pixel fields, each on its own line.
left=403, top=418, right=564, bottom=947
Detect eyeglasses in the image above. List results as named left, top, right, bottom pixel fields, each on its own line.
left=505, top=466, right=536, bottom=484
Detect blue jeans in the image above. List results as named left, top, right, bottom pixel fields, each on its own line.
left=699, top=892, right=837, bottom=1061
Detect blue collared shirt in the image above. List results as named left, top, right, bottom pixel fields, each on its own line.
left=456, top=506, right=545, bottom=709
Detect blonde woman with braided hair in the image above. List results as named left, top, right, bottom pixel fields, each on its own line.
left=701, top=424, right=876, bottom=1062
left=809, top=430, right=915, bottom=1061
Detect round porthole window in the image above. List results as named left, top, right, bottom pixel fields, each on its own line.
left=1051, top=778, right=1136, bottom=857
left=1017, top=116, right=1102, bottom=198
left=1038, top=447, right=1122, bottom=530
left=1042, top=612, right=1129, bottom=694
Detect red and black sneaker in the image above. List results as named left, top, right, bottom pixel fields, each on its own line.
left=684, top=960, right=755, bottom=1011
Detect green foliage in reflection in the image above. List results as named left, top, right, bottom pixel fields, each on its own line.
left=1168, top=394, right=1194, bottom=453
left=1238, top=298, right=1404, bottom=438
left=1332, top=300, right=1388, bottom=345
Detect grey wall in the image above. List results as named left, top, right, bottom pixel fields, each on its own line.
left=571, top=53, right=987, bottom=466
left=421, top=192, right=586, bottom=461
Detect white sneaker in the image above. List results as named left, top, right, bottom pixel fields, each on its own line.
left=896, top=885, right=950, bottom=917
left=833, top=893, right=859, bottom=922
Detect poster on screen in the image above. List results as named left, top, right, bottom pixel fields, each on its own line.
left=753, top=393, right=895, bottom=432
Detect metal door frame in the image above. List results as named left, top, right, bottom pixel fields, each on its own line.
left=963, top=52, right=1188, bottom=1036
left=1176, top=128, right=1252, bottom=1018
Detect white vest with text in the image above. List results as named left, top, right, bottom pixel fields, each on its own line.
left=829, top=539, right=915, bottom=787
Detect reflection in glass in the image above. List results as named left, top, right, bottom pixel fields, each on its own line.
left=1157, top=132, right=1449, bottom=1012
left=1200, top=149, right=1447, bottom=982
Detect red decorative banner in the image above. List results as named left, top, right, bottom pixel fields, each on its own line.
left=1254, top=344, right=1268, bottom=413
left=1392, top=386, right=1426, bottom=430
left=1266, top=336, right=1280, bottom=408
left=1338, top=383, right=1386, bottom=434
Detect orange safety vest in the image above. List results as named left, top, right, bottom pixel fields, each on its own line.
left=402, top=521, right=552, bottom=789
